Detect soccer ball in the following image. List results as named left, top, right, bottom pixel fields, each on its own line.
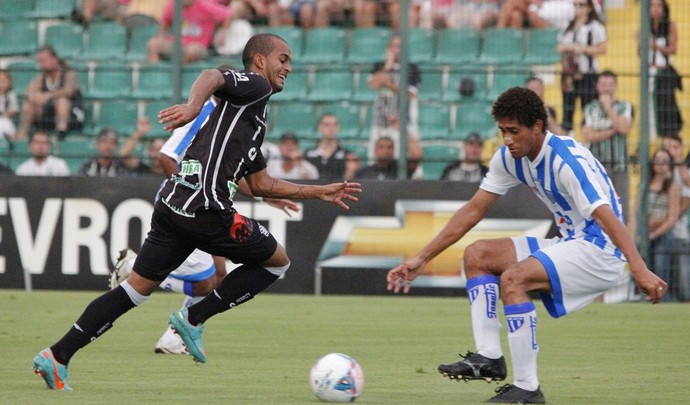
left=309, top=353, right=364, bottom=402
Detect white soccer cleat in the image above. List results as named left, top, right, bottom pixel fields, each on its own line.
left=110, top=249, right=137, bottom=289
left=155, top=325, right=189, bottom=355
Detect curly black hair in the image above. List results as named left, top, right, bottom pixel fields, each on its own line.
left=492, top=86, right=548, bottom=131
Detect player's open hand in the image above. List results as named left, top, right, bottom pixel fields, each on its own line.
left=265, top=198, right=300, bottom=217
left=158, top=104, right=202, bottom=132
left=320, top=181, right=362, bottom=210
left=387, top=258, right=424, bottom=294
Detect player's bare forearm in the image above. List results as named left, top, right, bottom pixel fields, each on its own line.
left=158, top=69, right=224, bottom=131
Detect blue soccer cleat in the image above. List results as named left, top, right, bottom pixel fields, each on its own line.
left=32, top=348, right=72, bottom=391
left=169, top=308, right=207, bottom=363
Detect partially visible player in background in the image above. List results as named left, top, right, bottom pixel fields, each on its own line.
left=110, top=67, right=298, bottom=355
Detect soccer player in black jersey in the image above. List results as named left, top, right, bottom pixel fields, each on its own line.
left=32, top=33, right=362, bottom=391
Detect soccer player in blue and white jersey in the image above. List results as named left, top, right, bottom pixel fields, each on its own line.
left=387, top=86, right=667, bottom=404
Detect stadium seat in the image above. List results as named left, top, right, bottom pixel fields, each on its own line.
left=445, top=67, right=489, bottom=102
left=58, top=136, right=95, bottom=173
left=24, top=0, right=76, bottom=19
left=523, top=28, right=561, bottom=65
left=132, top=64, right=173, bottom=100
left=81, top=22, right=127, bottom=61
left=454, top=102, right=496, bottom=140
left=487, top=69, right=530, bottom=100
left=271, top=69, right=309, bottom=102
left=479, top=28, right=525, bottom=65
left=44, top=23, right=84, bottom=60
left=142, top=101, right=172, bottom=139
left=7, top=60, right=40, bottom=95
left=417, top=103, right=451, bottom=140
left=300, top=27, right=347, bottom=64
left=318, top=102, right=363, bottom=140
left=0, top=0, right=34, bottom=21
left=408, top=29, right=436, bottom=64
left=90, top=100, right=139, bottom=136
left=433, top=28, right=481, bottom=66
left=422, top=144, right=460, bottom=180
left=353, top=70, right=377, bottom=102
left=341, top=142, right=368, bottom=163
left=307, top=69, right=354, bottom=102
left=267, top=102, right=317, bottom=140
left=0, top=20, right=38, bottom=56
left=126, top=23, right=159, bottom=61
left=86, top=64, right=133, bottom=99
left=418, top=69, right=445, bottom=102
left=263, top=26, right=304, bottom=58
left=346, top=27, right=392, bottom=65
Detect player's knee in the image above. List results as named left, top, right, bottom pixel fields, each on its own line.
left=264, top=261, right=290, bottom=277
left=499, top=267, right=526, bottom=298
left=463, top=240, right=493, bottom=277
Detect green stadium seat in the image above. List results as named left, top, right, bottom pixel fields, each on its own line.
left=0, top=0, right=34, bottom=21
left=306, top=69, right=354, bottom=102
left=434, top=28, right=480, bottom=66
left=86, top=64, right=132, bottom=99
left=318, top=102, right=363, bottom=140
left=346, top=27, right=392, bottom=65
left=0, top=20, right=38, bottom=56
left=142, top=101, right=172, bottom=139
left=408, top=29, right=436, bottom=64
left=126, top=23, right=159, bottom=62
left=445, top=68, right=489, bottom=102
left=353, top=70, right=376, bottom=102
left=479, top=28, right=525, bottom=65
left=58, top=136, right=96, bottom=173
left=81, top=22, right=127, bottom=61
left=7, top=60, right=40, bottom=95
left=301, top=27, right=347, bottom=64
left=341, top=142, right=368, bottom=163
left=132, top=64, right=173, bottom=100
left=91, top=100, right=138, bottom=136
left=422, top=144, right=460, bottom=180
left=267, top=102, right=317, bottom=140
left=523, top=28, right=561, bottom=65
left=418, top=69, right=444, bottom=101
left=24, top=0, right=76, bottom=19
left=418, top=103, right=451, bottom=140
left=271, top=69, right=309, bottom=102
left=454, top=102, right=496, bottom=140
left=487, top=69, right=530, bottom=100
left=44, top=23, right=84, bottom=60
left=263, top=26, right=304, bottom=58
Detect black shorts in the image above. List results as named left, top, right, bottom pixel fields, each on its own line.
left=133, top=201, right=278, bottom=282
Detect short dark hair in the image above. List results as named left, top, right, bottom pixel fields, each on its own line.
left=598, top=70, right=617, bottom=82
left=492, top=86, right=548, bottom=130
left=242, top=33, right=287, bottom=69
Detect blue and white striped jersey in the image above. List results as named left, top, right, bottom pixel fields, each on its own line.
left=481, top=132, right=624, bottom=256
left=160, top=98, right=217, bottom=165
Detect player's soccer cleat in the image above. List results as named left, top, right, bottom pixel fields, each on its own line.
left=155, top=325, right=189, bottom=355
left=438, top=351, right=507, bottom=382
left=32, top=348, right=72, bottom=391
left=169, top=308, right=207, bottom=363
left=486, top=384, right=545, bottom=403
left=110, top=249, right=137, bottom=289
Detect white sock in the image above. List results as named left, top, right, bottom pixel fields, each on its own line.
left=505, top=302, right=539, bottom=391
left=160, top=277, right=185, bottom=294
left=120, top=279, right=149, bottom=306
left=467, top=275, right=502, bottom=359
left=182, top=295, right=204, bottom=308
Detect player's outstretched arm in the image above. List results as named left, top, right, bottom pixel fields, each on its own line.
left=245, top=169, right=362, bottom=210
left=158, top=69, right=225, bottom=132
left=592, top=204, right=668, bottom=303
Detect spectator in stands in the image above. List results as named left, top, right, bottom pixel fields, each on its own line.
left=0, top=70, right=18, bottom=143
left=15, top=130, right=70, bottom=176
left=121, top=0, right=168, bottom=27
left=440, top=132, right=488, bottom=182
left=367, top=34, right=424, bottom=174
left=304, top=113, right=359, bottom=181
left=147, top=0, right=233, bottom=64
left=118, top=117, right=167, bottom=175
left=497, top=0, right=575, bottom=30
left=582, top=70, right=632, bottom=174
left=641, top=0, right=682, bottom=139
left=268, top=0, right=318, bottom=28
left=629, top=148, right=679, bottom=303
left=15, top=46, right=85, bottom=141
left=352, top=0, right=402, bottom=29
left=80, top=128, right=129, bottom=177
left=661, top=135, right=690, bottom=301
left=80, top=0, right=128, bottom=24
left=355, top=136, right=415, bottom=180
left=524, top=76, right=566, bottom=135
left=418, top=0, right=500, bottom=31
left=267, top=132, right=319, bottom=179
left=556, top=0, right=606, bottom=133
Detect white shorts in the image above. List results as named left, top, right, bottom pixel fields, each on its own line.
left=127, top=249, right=215, bottom=282
left=512, top=236, right=626, bottom=318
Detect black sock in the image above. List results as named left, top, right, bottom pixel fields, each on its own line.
left=188, top=264, right=278, bottom=325
left=51, top=286, right=137, bottom=365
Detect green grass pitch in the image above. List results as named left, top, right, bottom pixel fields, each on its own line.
left=1, top=290, right=688, bottom=404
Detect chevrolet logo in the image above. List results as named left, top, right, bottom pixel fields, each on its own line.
left=317, top=200, right=552, bottom=288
